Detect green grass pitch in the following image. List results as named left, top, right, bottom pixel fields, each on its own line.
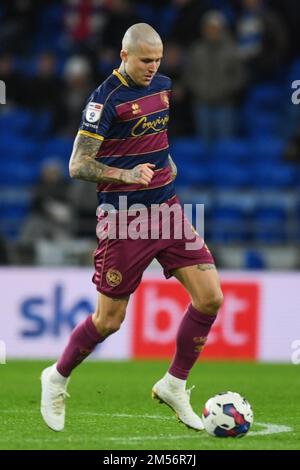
left=0, top=360, right=299, bottom=450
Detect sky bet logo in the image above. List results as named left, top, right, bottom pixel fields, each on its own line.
left=20, top=285, right=93, bottom=337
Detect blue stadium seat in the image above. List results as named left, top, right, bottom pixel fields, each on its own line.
left=175, top=163, right=211, bottom=188
left=244, top=250, right=266, bottom=269
left=0, top=108, right=49, bottom=140
left=0, top=138, right=39, bottom=162
left=41, top=137, right=73, bottom=175
left=251, top=138, right=285, bottom=162
left=0, top=161, right=40, bottom=186
left=32, top=4, right=64, bottom=53
left=0, top=203, right=30, bottom=219
left=0, top=200, right=31, bottom=240
left=214, top=190, right=257, bottom=212
left=42, top=137, right=73, bottom=158
left=169, top=138, right=207, bottom=164
left=253, top=207, right=288, bottom=243
left=252, top=163, right=296, bottom=189
left=208, top=207, right=248, bottom=243
left=0, top=109, right=33, bottom=136
left=246, top=84, right=283, bottom=111
left=210, top=139, right=250, bottom=162
left=247, top=111, right=279, bottom=138
left=33, top=111, right=53, bottom=137
left=210, top=162, right=251, bottom=189
left=170, top=139, right=209, bottom=187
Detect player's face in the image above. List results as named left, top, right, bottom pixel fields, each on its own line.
left=122, top=41, right=163, bottom=87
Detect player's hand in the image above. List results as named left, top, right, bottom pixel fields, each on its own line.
left=121, top=163, right=156, bottom=186
left=168, top=154, right=177, bottom=180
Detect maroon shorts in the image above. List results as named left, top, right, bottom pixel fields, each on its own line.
left=92, top=196, right=214, bottom=298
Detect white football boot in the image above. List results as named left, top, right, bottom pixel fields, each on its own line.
left=40, top=365, right=70, bottom=431
left=152, top=376, right=204, bottom=431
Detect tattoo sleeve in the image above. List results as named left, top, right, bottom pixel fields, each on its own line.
left=69, top=133, right=124, bottom=183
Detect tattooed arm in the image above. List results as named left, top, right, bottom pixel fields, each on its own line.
left=168, top=154, right=177, bottom=180
left=69, top=133, right=155, bottom=185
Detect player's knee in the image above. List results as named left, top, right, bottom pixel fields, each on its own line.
left=195, top=290, right=224, bottom=315
left=206, top=291, right=223, bottom=314
left=102, top=320, right=122, bottom=337
left=93, top=304, right=127, bottom=337
left=93, top=316, right=123, bottom=337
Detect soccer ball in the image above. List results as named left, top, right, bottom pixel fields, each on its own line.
left=202, top=391, right=253, bottom=438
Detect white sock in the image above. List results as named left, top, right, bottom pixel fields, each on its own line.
left=49, top=363, right=69, bottom=385
left=164, top=372, right=186, bottom=390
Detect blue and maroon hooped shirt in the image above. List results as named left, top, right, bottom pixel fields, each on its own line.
left=78, top=69, right=176, bottom=209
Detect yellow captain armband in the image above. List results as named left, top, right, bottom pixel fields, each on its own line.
left=78, top=130, right=104, bottom=141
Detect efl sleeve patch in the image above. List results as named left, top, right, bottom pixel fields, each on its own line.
left=85, top=102, right=103, bottom=123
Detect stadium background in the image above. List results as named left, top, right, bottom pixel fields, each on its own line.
left=0, top=0, right=300, bottom=451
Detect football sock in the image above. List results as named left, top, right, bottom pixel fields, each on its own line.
left=163, top=372, right=186, bottom=390
left=56, top=315, right=103, bottom=377
left=49, top=364, right=68, bottom=385
left=168, top=304, right=217, bottom=380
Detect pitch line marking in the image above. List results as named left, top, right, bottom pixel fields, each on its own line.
left=81, top=413, right=293, bottom=437
left=83, top=412, right=174, bottom=420
left=0, top=410, right=293, bottom=440
left=249, top=422, right=292, bottom=436
left=105, top=422, right=293, bottom=443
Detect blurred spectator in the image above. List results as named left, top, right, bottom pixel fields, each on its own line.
left=283, top=123, right=300, bottom=164
left=0, top=0, right=38, bottom=53
left=160, top=42, right=183, bottom=80
left=168, top=0, right=212, bottom=47
left=236, top=0, right=288, bottom=82
left=21, top=160, right=73, bottom=242
left=160, top=43, right=195, bottom=136
left=55, top=55, right=95, bottom=136
left=96, top=46, right=119, bottom=78
left=101, top=0, right=142, bottom=49
left=64, top=0, right=107, bottom=53
left=270, top=0, right=300, bottom=59
left=168, top=80, right=195, bottom=137
left=0, top=53, right=24, bottom=106
left=26, top=52, right=62, bottom=113
left=184, top=11, right=245, bottom=141
left=68, top=180, right=97, bottom=239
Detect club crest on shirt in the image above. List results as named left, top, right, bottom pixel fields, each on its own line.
left=106, top=269, right=123, bottom=287
left=85, top=102, right=103, bottom=123
left=131, top=103, right=141, bottom=115
left=160, top=91, right=169, bottom=108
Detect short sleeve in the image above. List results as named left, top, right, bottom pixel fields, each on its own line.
left=78, top=87, right=116, bottom=141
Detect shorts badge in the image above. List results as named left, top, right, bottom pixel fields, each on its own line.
left=106, top=269, right=123, bottom=287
